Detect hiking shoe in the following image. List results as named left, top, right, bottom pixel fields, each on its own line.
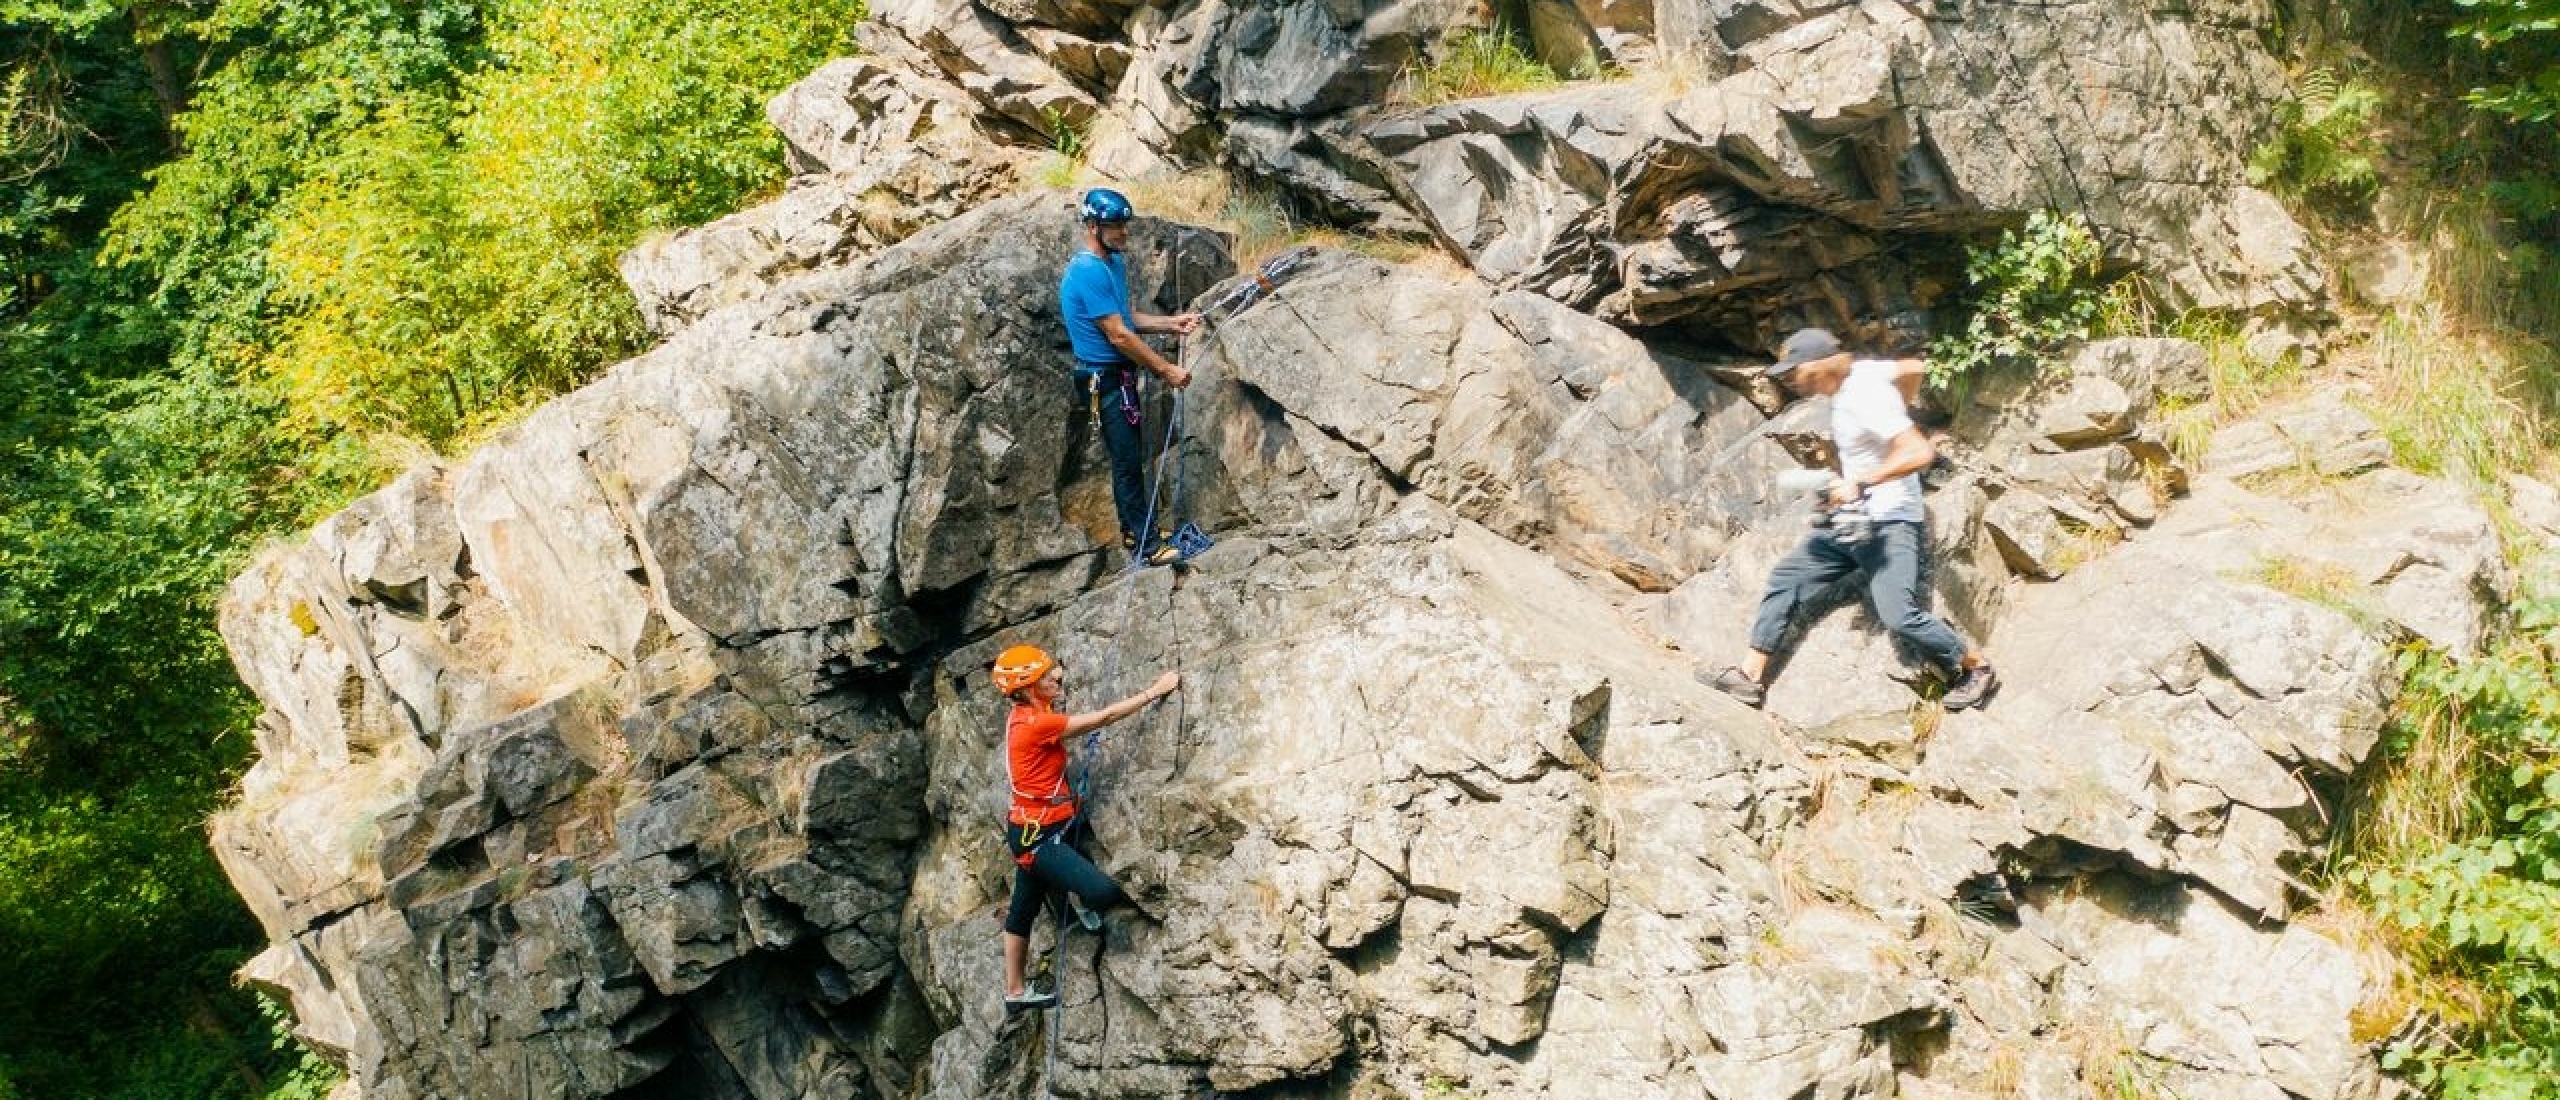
left=1003, top=987, right=1059, bottom=1014
left=1704, top=666, right=1766, bottom=708
left=1943, top=664, right=2000, bottom=711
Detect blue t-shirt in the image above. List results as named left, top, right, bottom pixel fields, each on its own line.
left=1059, top=250, right=1137, bottom=366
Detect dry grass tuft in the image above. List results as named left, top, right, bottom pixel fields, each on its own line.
left=2246, top=553, right=2374, bottom=619
left=1123, top=166, right=1466, bottom=277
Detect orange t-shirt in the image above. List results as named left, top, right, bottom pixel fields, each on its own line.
left=1006, top=704, right=1076, bottom=827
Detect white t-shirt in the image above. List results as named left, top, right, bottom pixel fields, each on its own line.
left=1832, top=359, right=1924, bottom=523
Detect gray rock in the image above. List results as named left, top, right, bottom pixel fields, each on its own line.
left=2508, top=472, right=2560, bottom=539
left=1984, top=489, right=2073, bottom=580
left=1353, top=2, right=2320, bottom=348
left=212, top=129, right=2486, bottom=1100
left=2207, top=393, right=2391, bottom=481
left=2033, top=374, right=2135, bottom=449
left=2343, top=239, right=2431, bottom=309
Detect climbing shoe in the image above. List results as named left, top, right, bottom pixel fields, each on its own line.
left=1068, top=896, right=1105, bottom=934
left=1003, top=987, right=1059, bottom=1014
left=1141, top=542, right=1185, bottom=568
left=1704, top=666, right=1765, bottom=708
left=1943, top=663, right=2000, bottom=711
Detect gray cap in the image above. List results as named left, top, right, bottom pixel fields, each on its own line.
left=1766, top=327, right=1843, bottom=377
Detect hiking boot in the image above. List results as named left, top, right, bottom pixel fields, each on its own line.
left=1704, top=666, right=1766, bottom=708
left=1943, top=663, right=2000, bottom=711
left=1003, top=987, right=1059, bottom=1014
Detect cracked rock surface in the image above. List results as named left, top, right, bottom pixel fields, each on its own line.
left=627, top=0, right=2325, bottom=352
left=218, top=182, right=2494, bottom=1100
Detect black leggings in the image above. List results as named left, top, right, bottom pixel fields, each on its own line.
left=1002, top=817, right=1125, bottom=937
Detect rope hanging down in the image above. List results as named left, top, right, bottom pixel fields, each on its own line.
left=1032, top=236, right=1321, bottom=1090
left=1073, top=239, right=1321, bottom=804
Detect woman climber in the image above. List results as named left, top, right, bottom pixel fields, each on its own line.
left=989, top=643, right=1178, bottom=1013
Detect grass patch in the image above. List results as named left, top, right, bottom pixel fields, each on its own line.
left=1121, top=166, right=1461, bottom=276
left=1398, top=26, right=1565, bottom=105
left=2245, top=553, right=2387, bottom=629
left=2101, top=307, right=2309, bottom=468
left=2069, top=1023, right=2181, bottom=1100
left=2342, top=190, right=2560, bottom=486
left=2048, top=519, right=2127, bottom=575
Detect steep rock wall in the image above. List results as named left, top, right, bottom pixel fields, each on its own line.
left=217, top=186, right=2503, bottom=1100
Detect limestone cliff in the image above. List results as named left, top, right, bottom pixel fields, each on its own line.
left=211, top=3, right=2511, bottom=1099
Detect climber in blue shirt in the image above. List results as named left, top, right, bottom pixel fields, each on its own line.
left=1060, top=188, right=1200, bottom=567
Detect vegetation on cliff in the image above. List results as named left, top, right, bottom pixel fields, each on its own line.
left=0, top=1, right=857, bottom=1096
left=0, top=0, right=2551, bottom=1098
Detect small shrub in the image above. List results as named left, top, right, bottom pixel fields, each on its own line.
left=1402, top=26, right=1561, bottom=105
left=1037, top=106, right=1087, bottom=190
left=1222, top=184, right=1297, bottom=263
left=1927, top=210, right=2107, bottom=395
left=255, top=994, right=344, bottom=1100
left=2248, top=67, right=2384, bottom=213
left=2348, top=556, right=2560, bottom=1100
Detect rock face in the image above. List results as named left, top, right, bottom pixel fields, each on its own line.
left=220, top=181, right=2496, bottom=1100
left=624, top=0, right=2324, bottom=351
left=214, top=3, right=2487, bottom=1095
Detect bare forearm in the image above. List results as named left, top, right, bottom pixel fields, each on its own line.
left=1064, top=686, right=1168, bottom=737
left=1105, top=328, right=1178, bottom=378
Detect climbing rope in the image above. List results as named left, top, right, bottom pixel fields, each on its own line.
left=1072, top=235, right=1318, bottom=798
left=1030, top=231, right=1322, bottom=1089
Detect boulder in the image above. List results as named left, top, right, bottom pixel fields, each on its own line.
left=2205, top=393, right=2392, bottom=481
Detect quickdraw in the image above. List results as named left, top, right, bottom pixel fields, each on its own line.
left=1199, top=245, right=1318, bottom=325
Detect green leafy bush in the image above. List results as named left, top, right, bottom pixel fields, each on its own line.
left=1036, top=105, right=1086, bottom=189
left=1, top=1, right=864, bottom=1096
left=250, top=0, right=861, bottom=457
left=2248, top=67, right=2384, bottom=211
left=1927, top=210, right=2107, bottom=393
left=2452, top=0, right=2560, bottom=123
left=2355, top=559, right=2560, bottom=1100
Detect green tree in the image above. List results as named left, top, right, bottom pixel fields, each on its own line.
left=0, top=0, right=861, bottom=1096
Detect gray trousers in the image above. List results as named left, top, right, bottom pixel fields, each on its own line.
left=1747, top=520, right=1969, bottom=677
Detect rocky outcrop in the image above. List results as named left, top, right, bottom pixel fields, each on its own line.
left=621, top=60, right=1038, bottom=335
left=623, top=0, right=2324, bottom=350
left=220, top=184, right=2498, bottom=1100
left=211, top=2, right=2500, bottom=1094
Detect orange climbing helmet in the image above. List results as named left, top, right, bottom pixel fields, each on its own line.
left=990, top=644, right=1057, bottom=695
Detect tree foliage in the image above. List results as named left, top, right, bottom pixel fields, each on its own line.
left=2454, top=0, right=2560, bottom=123
left=0, top=0, right=859, bottom=1096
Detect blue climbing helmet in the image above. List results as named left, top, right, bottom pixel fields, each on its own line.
left=1079, top=188, right=1134, bottom=225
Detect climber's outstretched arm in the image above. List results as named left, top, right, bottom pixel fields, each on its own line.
left=1063, top=671, right=1180, bottom=738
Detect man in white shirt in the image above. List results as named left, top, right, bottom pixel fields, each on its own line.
left=1708, top=328, right=1999, bottom=711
